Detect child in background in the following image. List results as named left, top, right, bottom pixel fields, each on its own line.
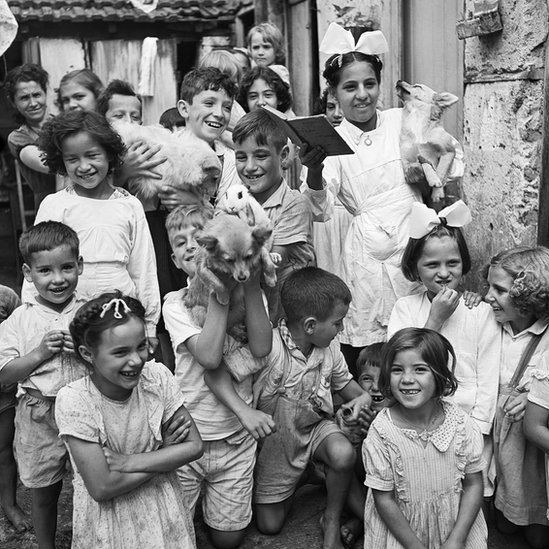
left=33, top=110, right=161, bottom=345
left=363, top=327, right=487, bottom=548
left=237, top=66, right=293, bottom=115
left=163, top=205, right=274, bottom=549
left=356, top=342, right=389, bottom=413
left=485, top=246, right=549, bottom=547
left=97, top=79, right=143, bottom=124
left=232, top=109, right=315, bottom=322
left=0, top=221, right=88, bottom=548
left=0, top=286, right=30, bottom=533
left=55, top=292, right=203, bottom=549
left=159, top=107, right=186, bottom=132
left=56, top=68, right=104, bottom=113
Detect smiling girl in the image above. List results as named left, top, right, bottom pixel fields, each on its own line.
left=56, top=68, right=104, bottom=113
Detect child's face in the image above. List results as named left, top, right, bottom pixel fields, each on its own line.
left=105, top=94, right=142, bottom=125
left=416, top=236, right=463, bottom=299
left=325, top=92, right=343, bottom=127
left=389, top=349, right=437, bottom=411
left=169, top=225, right=199, bottom=277
left=358, top=363, right=383, bottom=400
left=60, top=81, right=97, bottom=112
left=235, top=136, right=288, bottom=203
left=249, top=33, right=276, bottom=67
left=62, top=131, right=111, bottom=198
left=12, top=80, right=47, bottom=126
left=177, top=89, right=233, bottom=145
left=246, top=78, right=278, bottom=112
left=309, top=300, right=348, bottom=348
left=335, top=60, right=380, bottom=131
left=485, top=265, right=535, bottom=331
left=83, top=316, right=148, bottom=401
left=23, top=245, right=82, bottom=311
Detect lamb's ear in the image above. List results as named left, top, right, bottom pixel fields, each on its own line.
left=434, top=92, right=459, bottom=108
left=196, top=231, right=218, bottom=251
left=252, top=224, right=273, bottom=246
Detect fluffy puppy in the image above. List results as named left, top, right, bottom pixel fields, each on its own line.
left=113, top=122, right=222, bottom=204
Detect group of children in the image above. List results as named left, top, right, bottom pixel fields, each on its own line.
left=0, top=19, right=548, bottom=549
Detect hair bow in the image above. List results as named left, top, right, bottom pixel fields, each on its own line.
left=408, top=200, right=472, bottom=240
left=319, top=22, right=389, bottom=66
left=100, top=298, right=132, bottom=319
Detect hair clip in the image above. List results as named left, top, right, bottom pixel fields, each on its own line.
left=100, top=298, right=131, bottom=319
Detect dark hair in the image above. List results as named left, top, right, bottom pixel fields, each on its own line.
left=179, top=67, right=237, bottom=103
left=38, top=110, right=126, bottom=176
left=313, top=87, right=331, bottom=115
left=70, top=291, right=146, bottom=362
left=237, top=66, right=292, bottom=113
left=401, top=224, right=471, bottom=282
left=246, top=22, right=286, bottom=65
left=281, top=267, right=351, bottom=323
left=5, top=64, right=49, bottom=124
left=96, top=79, right=142, bottom=117
left=56, top=69, right=104, bottom=111
left=323, top=51, right=383, bottom=88
left=484, top=246, right=549, bottom=320
left=378, top=328, right=458, bottom=400
left=159, top=107, right=186, bottom=130
left=356, top=342, right=385, bottom=375
left=19, top=221, right=80, bottom=264
left=232, top=109, right=287, bottom=152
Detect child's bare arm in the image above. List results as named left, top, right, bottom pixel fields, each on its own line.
left=373, top=490, right=427, bottom=549
left=299, top=143, right=327, bottom=190
left=204, top=364, right=275, bottom=440
left=0, top=330, right=65, bottom=385
left=244, top=272, right=272, bottom=358
left=524, top=401, right=549, bottom=453
left=441, top=471, right=483, bottom=549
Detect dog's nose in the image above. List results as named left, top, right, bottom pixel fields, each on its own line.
left=237, top=274, right=248, bottom=282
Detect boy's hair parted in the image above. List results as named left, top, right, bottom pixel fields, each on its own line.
left=56, top=68, right=104, bottom=110
left=356, top=342, right=385, bottom=375
left=70, top=291, right=146, bottom=363
left=179, top=67, right=237, bottom=103
left=19, top=221, right=80, bottom=265
left=232, top=109, right=287, bottom=152
left=165, top=204, right=214, bottom=245
left=237, top=66, right=292, bottom=114
left=96, top=79, right=142, bottom=116
left=38, top=110, right=126, bottom=176
left=323, top=51, right=383, bottom=88
left=246, top=22, right=286, bottom=65
left=485, top=245, right=549, bottom=321
left=378, top=327, right=458, bottom=400
left=281, top=267, right=352, bottom=323
left=400, top=224, right=472, bottom=282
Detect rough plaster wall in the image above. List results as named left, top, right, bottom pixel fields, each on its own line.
left=462, top=0, right=548, bottom=288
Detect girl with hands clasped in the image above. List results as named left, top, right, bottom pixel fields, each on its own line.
left=363, top=328, right=487, bottom=549
left=55, top=292, right=203, bottom=549
left=388, top=201, right=500, bottom=497
left=485, top=247, right=549, bottom=547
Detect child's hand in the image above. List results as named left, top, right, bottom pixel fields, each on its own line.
left=441, top=537, right=466, bottom=549
left=504, top=391, right=528, bottom=422
left=462, top=290, right=482, bottom=309
left=61, top=330, right=75, bottom=353
left=162, top=415, right=192, bottom=446
left=158, top=185, right=201, bottom=210
left=344, top=393, right=373, bottom=422
left=238, top=408, right=276, bottom=440
left=122, top=141, right=166, bottom=180
left=102, top=447, right=130, bottom=472
left=37, top=330, right=65, bottom=359
left=358, top=406, right=376, bottom=435
left=428, top=286, right=460, bottom=325
left=299, top=143, right=327, bottom=172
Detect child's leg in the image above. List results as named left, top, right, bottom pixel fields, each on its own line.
left=31, top=480, right=62, bottom=549
left=255, top=497, right=294, bottom=535
left=313, top=432, right=356, bottom=549
left=0, top=405, right=30, bottom=531
left=524, top=524, right=549, bottom=549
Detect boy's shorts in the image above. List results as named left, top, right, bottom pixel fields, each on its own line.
left=254, top=417, right=341, bottom=505
left=177, top=429, right=257, bottom=531
left=0, top=385, right=17, bottom=414
left=14, top=392, right=68, bottom=488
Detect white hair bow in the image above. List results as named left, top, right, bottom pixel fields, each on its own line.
left=319, top=22, right=389, bottom=66
left=408, top=200, right=472, bottom=240
left=100, top=298, right=132, bottom=319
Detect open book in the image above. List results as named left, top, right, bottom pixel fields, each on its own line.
left=260, top=105, right=354, bottom=156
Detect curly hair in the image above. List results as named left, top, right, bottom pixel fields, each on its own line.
left=56, top=68, right=104, bottom=111
left=247, top=22, right=286, bottom=65
left=38, top=110, right=126, bottom=176
left=323, top=51, right=383, bottom=88
left=237, top=66, right=292, bottom=113
left=179, top=67, right=237, bottom=103
left=5, top=64, right=50, bottom=124
left=486, top=246, right=549, bottom=320
left=70, top=291, right=146, bottom=363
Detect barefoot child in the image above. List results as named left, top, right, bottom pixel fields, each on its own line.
left=55, top=292, right=203, bottom=548
left=363, top=327, right=487, bottom=547
left=0, top=221, right=88, bottom=548
left=0, top=286, right=30, bottom=532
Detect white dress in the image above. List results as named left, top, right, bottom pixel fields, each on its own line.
left=55, top=362, right=196, bottom=549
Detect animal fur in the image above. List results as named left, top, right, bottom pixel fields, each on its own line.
left=183, top=212, right=273, bottom=341
left=396, top=80, right=460, bottom=205
left=112, top=122, right=222, bottom=204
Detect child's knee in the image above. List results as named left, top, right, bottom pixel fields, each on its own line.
left=324, top=437, right=356, bottom=472
left=524, top=524, right=549, bottom=549
left=208, top=527, right=247, bottom=549
left=255, top=503, right=286, bottom=535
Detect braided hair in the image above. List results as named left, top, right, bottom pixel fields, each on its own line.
left=70, top=291, right=146, bottom=363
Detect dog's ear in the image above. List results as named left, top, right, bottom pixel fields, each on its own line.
left=434, top=92, right=459, bottom=109
left=252, top=224, right=273, bottom=246
left=196, top=231, right=218, bottom=251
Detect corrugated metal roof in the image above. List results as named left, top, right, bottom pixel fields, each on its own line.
left=8, top=0, right=242, bottom=23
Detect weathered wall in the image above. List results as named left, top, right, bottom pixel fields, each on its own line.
left=462, top=0, right=548, bottom=287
